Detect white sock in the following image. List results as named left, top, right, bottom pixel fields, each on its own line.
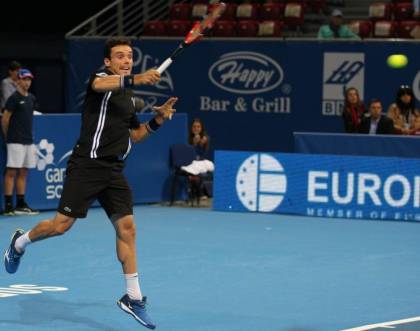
left=125, top=273, right=143, bottom=301
left=14, top=231, right=32, bottom=254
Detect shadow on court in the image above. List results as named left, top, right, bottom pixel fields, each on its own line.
left=0, top=295, right=119, bottom=331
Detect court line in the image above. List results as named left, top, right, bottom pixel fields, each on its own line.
left=342, top=316, right=420, bottom=331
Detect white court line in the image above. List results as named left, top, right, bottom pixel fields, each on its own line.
left=342, top=316, right=420, bottom=331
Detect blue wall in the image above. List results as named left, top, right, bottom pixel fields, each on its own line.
left=66, top=38, right=420, bottom=153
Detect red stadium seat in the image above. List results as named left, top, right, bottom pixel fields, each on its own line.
left=305, top=0, right=327, bottom=13
left=349, top=20, right=372, bottom=39
left=169, top=3, right=192, bottom=20
left=236, top=3, right=260, bottom=20
left=392, top=0, right=412, bottom=3
left=236, top=20, right=259, bottom=37
left=192, top=3, right=208, bottom=19
left=143, top=20, right=167, bottom=36
left=373, top=20, right=397, bottom=38
left=369, top=3, right=393, bottom=21
left=260, top=3, right=285, bottom=20
left=218, top=3, right=237, bottom=20
left=394, top=2, right=414, bottom=20
left=167, top=20, right=191, bottom=37
left=258, top=21, right=284, bottom=37
left=212, top=20, right=237, bottom=37
left=397, top=20, right=419, bottom=38
left=284, top=3, right=304, bottom=30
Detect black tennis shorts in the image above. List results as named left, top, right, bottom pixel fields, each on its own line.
left=58, top=156, right=133, bottom=219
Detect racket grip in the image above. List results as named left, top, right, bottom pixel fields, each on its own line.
left=157, top=58, right=173, bottom=74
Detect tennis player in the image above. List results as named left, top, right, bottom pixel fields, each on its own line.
left=4, top=37, right=176, bottom=329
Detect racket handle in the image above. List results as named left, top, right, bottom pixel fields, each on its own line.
left=157, top=58, right=173, bottom=74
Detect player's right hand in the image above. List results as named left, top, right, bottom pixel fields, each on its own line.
left=135, top=69, right=160, bottom=85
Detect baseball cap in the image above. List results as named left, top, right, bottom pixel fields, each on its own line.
left=18, top=68, right=34, bottom=79
left=331, top=9, right=343, bottom=17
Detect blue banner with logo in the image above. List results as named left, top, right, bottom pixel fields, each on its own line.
left=0, top=114, right=188, bottom=211
left=214, top=151, right=420, bottom=222
left=66, top=38, right=420, bottom=153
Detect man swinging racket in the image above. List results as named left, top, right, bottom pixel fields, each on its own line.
left=4, top=37, right=177, bottom=329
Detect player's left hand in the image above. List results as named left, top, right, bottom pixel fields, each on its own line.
left=153, top=97, right=178, bottom=120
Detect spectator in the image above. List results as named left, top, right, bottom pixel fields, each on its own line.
left=181, top=118, right=215, bottom=201
left=0, top=61, right=22, bottom=111
left=318, top=9, right=361, bottom=40
left=189, top=118, right=210, bottom=160
left=359, top=99, right=394, bottom=135
left=387, top=85, right=420, bottom=134
left=342, top=87, right=366, bottom=133
left=1, top=69, right=39, bottom=216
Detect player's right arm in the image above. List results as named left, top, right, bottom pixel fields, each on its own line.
left=92, top=69, right=160, bottom=92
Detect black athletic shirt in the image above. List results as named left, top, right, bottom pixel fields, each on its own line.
left=72, top=69, right=141, bottom=160
left=5, top=91, right=36, bottom=144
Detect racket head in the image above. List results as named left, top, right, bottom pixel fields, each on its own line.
left=184, top=2, right=226, bottom=45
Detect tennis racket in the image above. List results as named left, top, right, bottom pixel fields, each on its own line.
left=156, top=2, right=226, bottom=75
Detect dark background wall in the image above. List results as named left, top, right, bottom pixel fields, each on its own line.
left=0, top=1, right=114, bottom=113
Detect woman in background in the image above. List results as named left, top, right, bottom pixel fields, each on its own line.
left=342, top=87, right=366, bottom=133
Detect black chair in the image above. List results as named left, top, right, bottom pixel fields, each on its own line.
left=169, top=144, right=197, bottom=205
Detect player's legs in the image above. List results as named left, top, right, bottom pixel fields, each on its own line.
left=4, top=168, right=17, bottom=195
left=16, top=167, right=28, bottom=195
left=4, top=212, right=76, bottom=274
left=27, top=212, right=77, bottom=243
left=113, top=214, right=137, bottom=274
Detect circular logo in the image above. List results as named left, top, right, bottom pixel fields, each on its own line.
left=236, top=154, right=287, bottom=212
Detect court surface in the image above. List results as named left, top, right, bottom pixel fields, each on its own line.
left=1, top=205, right=420, bottom=331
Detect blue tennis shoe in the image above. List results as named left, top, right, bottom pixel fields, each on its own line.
left=117, top=294, right=156, bottom=329
left=4, top=229, right=25, bottom=274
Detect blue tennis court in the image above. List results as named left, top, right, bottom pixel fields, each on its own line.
left=1, top=205, right=420, bottom=331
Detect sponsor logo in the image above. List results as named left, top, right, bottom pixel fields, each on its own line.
left=236, top=154, right=287, bottom=212
left=322, top=53, right=365, bottom=116
left=35, top=139, right=72, bottom=200
left=0, top=284, right=68, bottom=299
left=209, top=51, right=284, bottom=94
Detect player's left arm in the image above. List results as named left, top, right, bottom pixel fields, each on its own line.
left=130, top=97, right=178, bottom=143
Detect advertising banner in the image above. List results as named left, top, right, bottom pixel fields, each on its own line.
left=66, top=39, right=420, bottom=153
left=214, top=151, right=420, bottom=222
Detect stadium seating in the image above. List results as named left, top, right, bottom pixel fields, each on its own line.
left=284, top=3, right=305, bottom=30
left=369, top=3, right=393, bottom=21
left=394, top=2, right=414, bottom=20
left=397, top=20, right=419, bottom=38
left=143, top=20, right=167, bottom=36
left=236, top=3, right=259, bottom=20
left=258, top=20, right=284, bottom=37
left=167, top=20, right=191, bottom=37
left=349, top=20, right=372, bottom=39
left=219, top=3, right=238, bottom=20
left=305, top=0, right=327, bottom=13
left=213, top=20, right=237, bottom=37
left=169, top=3, right=192, bottom=20
left=373, top=20, right=397, bottom=37
left=260, top=3, right=285, bottom=20
left=191, top=3, right=208, bottom=19
left=236, top=20, right=259, bottom=37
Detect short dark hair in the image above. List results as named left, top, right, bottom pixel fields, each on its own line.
left=369, top=98, right=382, bottom=108
left=103, top=37, right=132, bottom=59
left=8, top=60, right=22, bottom=71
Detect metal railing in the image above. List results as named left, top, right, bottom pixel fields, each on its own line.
left=66, top=0, right=178, bottom=37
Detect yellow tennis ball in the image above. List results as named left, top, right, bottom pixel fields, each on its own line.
left=387, top=54, right=408, bottom=69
